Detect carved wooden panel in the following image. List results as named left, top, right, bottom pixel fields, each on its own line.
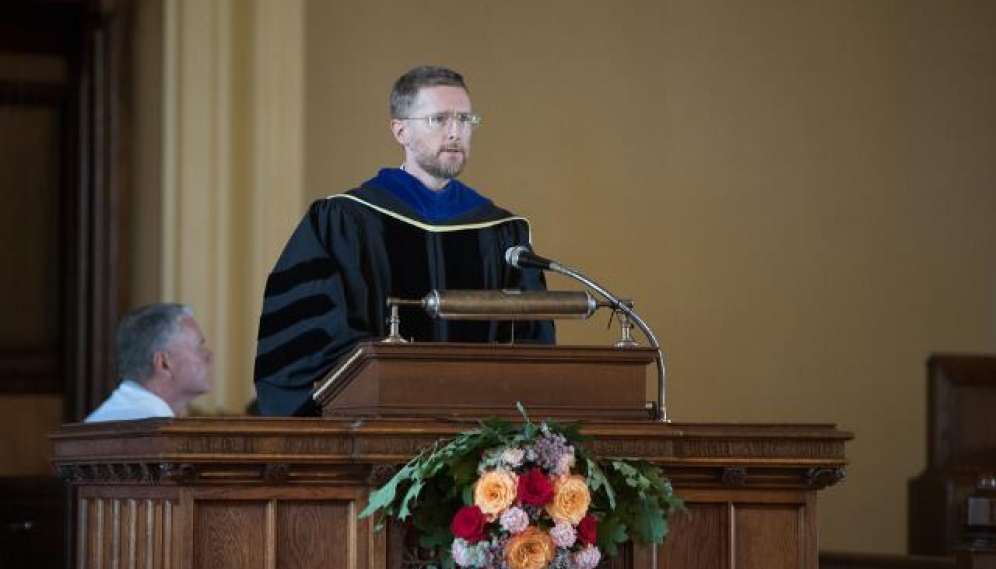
left=736, top=505, right=804, bottom=569
left=276, top=501, right=361, bottom=569
left=53, top=418, right=849, bottom=569
left=77, top=488, right=180, bottom=569
left=0, top=99, right=62, bottom=392
left=659, top=504, right=729, bottom=568
left=72, top=484, right=377, bottom=569
left=659, top=489, right=816, bottom=569
left=193, top=501, right=267, bottom=568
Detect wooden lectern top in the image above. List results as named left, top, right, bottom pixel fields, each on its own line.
left=312, top=342, right=658, bottom=421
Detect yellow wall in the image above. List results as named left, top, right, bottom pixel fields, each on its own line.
left=298, top=0, right=996, bottom=555
left=130, top=0, right=996, bottom=555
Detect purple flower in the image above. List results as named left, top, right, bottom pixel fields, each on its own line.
left=530, top=430, right=575, bottom=474
left=553, top=451, right=575, bottom=476
left=548, top=522, right=577, bottom=548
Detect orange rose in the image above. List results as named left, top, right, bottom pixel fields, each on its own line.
left=504, top=526, right=556, bottom=569
left=473, top=470, right=517, bottom=517
left=545, top=475, right=591, bottom=525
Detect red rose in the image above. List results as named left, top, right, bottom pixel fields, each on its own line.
left=517, top=468, right=554, bottom=506
left=450, top=505, right=488, bottom=543
left=577, top=514, right=598, bottom=545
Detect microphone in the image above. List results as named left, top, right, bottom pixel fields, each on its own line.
left=503, top=244, right=670, bottom=422
left=504, top=245, right=560, bottom=271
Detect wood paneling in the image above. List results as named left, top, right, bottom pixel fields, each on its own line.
left=909, top=355, right=996, bottom=555
left=277, top=501, right=361, bottom=569
left=77, top=487, right=179, bottom=569
left=662, top=504, right=729, bottom=568
left=737, top=505, right=804, bottom=569
left=53, top=417, right=851, bottom=568
left=194, top=502, right=268, bottom=568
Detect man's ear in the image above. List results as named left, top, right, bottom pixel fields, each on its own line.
left=391, top=118, right=407, bottom=145
left=153, top=351, right=170, bottom=374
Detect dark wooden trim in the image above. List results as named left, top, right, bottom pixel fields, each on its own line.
left=64, top=0, right=133, bottom=421
left=0, top=81, right=68, bottom=105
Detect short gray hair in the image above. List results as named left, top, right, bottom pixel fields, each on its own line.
left=116, top=303, right=194, bottom=383
left=390, top=65, right=468, bottom=119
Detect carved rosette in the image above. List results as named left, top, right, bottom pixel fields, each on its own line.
left=721, top=467, right=748, bottom=487
left=160, top=463, right=199, bottom=484
left=262, top=463, right=290, bottom=484
left=805, top=467, right=847, bottom=489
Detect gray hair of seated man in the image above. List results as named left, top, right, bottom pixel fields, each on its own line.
left=116, top=303, right=194, bottom=384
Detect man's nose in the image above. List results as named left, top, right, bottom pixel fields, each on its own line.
left=445, top=117, right=465, bottom=136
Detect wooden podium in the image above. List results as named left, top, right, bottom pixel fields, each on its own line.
left=52, top=344, right=851, bottom=569
left=313, top=342, right=658, bottom=420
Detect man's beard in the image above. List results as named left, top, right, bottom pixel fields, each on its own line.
left=417, top=148, right=466, bottom=181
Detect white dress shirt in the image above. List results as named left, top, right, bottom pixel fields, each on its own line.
left=84, top=380, right=174, bottom=422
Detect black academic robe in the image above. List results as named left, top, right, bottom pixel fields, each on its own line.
left=254, top=184, right=555, bottom=416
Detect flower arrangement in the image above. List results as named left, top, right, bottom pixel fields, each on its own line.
left=359, top=406, right=683, bottom=569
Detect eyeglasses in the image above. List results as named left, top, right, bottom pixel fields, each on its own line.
left=401, top=112, right=482, bottom=130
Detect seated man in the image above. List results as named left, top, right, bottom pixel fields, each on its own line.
left=254, top=65, right=554, bottom=416
left=85, top=303, right=214, bottom=422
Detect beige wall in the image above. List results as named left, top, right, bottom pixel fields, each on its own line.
left=131, top=0, right=304, bottom=414
left=298, top=0, right=996, bottom=555
left=130, top=0, right=996, bottom=556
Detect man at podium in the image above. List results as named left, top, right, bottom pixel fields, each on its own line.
left=253, top=65, right=555, bottom=416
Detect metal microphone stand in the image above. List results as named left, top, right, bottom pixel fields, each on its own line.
left=545, top=261, right=669, bottom=422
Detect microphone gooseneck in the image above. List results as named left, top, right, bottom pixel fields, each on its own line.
left=504, top=245, right=670, bottom=422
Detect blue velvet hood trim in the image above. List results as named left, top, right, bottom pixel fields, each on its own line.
left=366, top=168, right=489, bottom=223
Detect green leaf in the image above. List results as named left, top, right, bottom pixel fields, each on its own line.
left=585, top=458, right=616, bottom=510
left=397, top=478, right=425, bottom=520
left=597, top=514, right=629, bottom=557
left=634, top=497, right=666, bottom=544
left=516, top=401, right=532, bottom=425
left=358, top=463, right=416, bottom=519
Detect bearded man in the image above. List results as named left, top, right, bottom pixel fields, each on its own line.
left=254, top=65, right=554, bottom=416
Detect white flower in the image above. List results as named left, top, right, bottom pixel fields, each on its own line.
left=499, top=506, right=530, bottom=534
left=452, top=538, right=488, bottom=568
left=574, top=544, right=601, bottom=569
left=501, top=447, right=526, bottom=468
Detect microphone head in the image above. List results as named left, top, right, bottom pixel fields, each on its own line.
left=505, top=245, right=529, bottom=268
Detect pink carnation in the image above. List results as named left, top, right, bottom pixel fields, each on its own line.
left=499, top=506, right=530, bottom=534
left=552, top=450, right=575, bottom=476
left=574, top=544, right=602, bottom=569
left=548, top=522, right=577, bottom=548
